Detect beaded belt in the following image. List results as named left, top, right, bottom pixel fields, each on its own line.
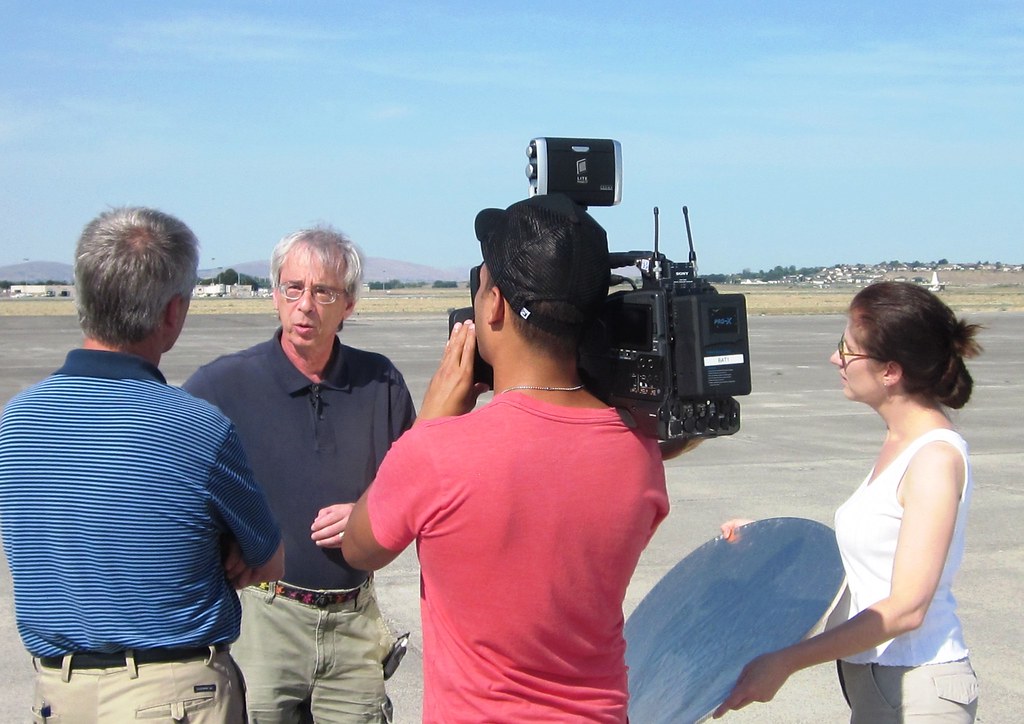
left=258, top=578, right=368, bottom=608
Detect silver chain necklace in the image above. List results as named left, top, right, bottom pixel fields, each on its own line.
left=499, top=384, right=584, bottom=395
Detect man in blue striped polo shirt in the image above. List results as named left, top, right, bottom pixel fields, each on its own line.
left=0, top=207, right=285, bottom=723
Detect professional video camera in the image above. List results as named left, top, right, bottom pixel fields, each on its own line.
left=451, top=137, right=752, bottom=441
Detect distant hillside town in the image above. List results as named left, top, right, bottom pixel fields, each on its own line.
left=705, top=260, right=1024, bottom=287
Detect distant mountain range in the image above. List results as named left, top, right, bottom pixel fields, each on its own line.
left=0, top=258, right=471, bottom=284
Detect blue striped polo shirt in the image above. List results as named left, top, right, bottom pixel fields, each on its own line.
left=0, top=349, right=281, bottom=657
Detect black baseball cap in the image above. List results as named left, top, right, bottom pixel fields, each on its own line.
left=474, top=194, right=610, bottom=335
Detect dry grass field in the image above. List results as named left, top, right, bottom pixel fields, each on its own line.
left=4, top=279, right=1022, bottom=318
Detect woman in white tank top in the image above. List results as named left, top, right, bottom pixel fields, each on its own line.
left=715, top=281, right=982, bottom=723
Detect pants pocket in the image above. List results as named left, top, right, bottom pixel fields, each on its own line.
left=135, top=690, right=216, bottom=719
left=933, top=672, right=979, bottom=705
left=866, top=664, right=901, bottom=712
left=32, top=703, right=61, bottom=723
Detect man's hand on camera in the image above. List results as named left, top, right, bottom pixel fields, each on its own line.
left=418, top=320, right=489, bottom=422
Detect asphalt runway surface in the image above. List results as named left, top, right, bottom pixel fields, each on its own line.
left=1, top=309, right=1021, bottom=723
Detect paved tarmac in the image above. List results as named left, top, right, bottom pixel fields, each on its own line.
left=1, top=309, right=1021, bottom=723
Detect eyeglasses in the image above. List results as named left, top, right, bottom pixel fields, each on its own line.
left=276, top=282, right=344, bottom=305
left=837, top=336, right=874, bottom=369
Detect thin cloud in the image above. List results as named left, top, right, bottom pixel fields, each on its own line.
left=368, top=105, right=413, bottom=121
left=109, top=14, right=362, bottom=65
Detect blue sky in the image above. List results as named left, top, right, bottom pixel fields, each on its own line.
left=2, top=1, right=1021, bottom=274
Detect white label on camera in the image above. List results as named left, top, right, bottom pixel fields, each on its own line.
left=704, top=354, right=744, bottom=367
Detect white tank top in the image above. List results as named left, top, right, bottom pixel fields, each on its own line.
left=834, top=428, right=972, bottom=666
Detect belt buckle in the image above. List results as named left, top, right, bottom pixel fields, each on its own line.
left=314, top=592, right=331, bottom=607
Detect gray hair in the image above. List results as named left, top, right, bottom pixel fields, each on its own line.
left=75, top=207, right=199, bottom=346
left=270, top=225, right=363, bottom=303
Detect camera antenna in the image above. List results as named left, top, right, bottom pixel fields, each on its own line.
left=652, top=206, right=666, bottom=280
left=653, top=207, right=660, bottom=257
left=682, top=206, right=698, bottom=273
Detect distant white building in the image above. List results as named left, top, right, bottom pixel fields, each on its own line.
left=9, top=284, right=74, bottom=298
left=192, top=283, right=256, bottom=298
left=194, top=283, right=227, bottom=297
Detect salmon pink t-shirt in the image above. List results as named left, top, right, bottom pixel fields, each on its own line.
left=368, top=392, right=668, bottom=723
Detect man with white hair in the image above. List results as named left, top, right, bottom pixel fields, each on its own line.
left=185, top=224, right=415, bottom=723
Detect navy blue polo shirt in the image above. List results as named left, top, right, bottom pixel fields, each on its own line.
left=184, top=330, right=415, bottom=590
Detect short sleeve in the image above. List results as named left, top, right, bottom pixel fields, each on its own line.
left=207, top=425, right=282, bottom=567
left=366, top=428, right=447, bottom=553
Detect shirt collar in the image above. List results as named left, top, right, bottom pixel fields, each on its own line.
left=56, top=348, right=167, bottom=384
left=269, top=328, right=350, bottom=394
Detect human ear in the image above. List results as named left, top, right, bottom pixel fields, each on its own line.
left=882, top=361, right=903, bottom=388
left=484, top=283, right=505, bottom=326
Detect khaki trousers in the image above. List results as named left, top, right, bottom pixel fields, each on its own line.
left=32, top=648, right=245, bottom=723
left=233, top=580, right=395, bottom=723
left=840, top=658, right=979, bottom=723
